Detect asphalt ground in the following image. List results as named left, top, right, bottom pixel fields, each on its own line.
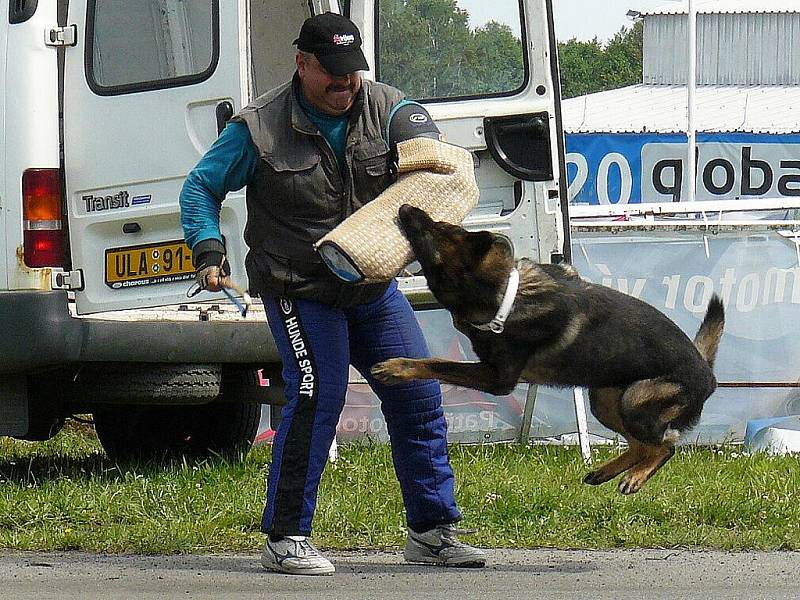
left=1, top=548, right=796, bottom=599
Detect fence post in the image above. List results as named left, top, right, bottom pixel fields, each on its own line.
left=518, top=383, right=538, bottom=444
left=573, top=387, right=592, bottom=463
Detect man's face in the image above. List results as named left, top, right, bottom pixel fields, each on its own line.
left=296, top=52, right=362, bottom=116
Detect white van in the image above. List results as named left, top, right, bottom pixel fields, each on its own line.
left=0, top=0, right=569, bottom=458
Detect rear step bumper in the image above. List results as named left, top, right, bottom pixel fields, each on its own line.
left=0, top=291, right=280, bottom=375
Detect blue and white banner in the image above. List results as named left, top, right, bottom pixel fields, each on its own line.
left=567, top=133, right=800, bottom=205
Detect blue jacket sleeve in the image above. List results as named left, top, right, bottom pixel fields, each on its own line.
left=179, top=121, right=258, bottom=251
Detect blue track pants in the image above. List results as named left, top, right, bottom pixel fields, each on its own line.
left=261, top=280, right=461, bottom=536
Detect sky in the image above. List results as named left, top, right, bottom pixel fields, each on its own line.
left=461, top=0, right=681, bottom=43
left=552, top=0, right=680, bottom=41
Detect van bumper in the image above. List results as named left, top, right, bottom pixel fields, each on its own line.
left=0, top=291, right=280, bottom=376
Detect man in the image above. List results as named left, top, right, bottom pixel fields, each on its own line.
left=180, top=12, right=486, bottom=576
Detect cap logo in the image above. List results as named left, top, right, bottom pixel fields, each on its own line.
left=333, top=33, right=355, bottom=46
left=409, top=113, right=429, bottom=124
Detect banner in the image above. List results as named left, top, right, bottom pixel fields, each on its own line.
left=567, top=133, right=800, bottom=205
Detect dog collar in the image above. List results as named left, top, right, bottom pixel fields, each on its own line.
left=472, top=268, right=519, bottom=334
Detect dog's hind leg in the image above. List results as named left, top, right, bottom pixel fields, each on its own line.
left=617, top=444, right=675, bottom=495
left=584, top=388, right=645, bottom=486
left=611, top=380, right=686, bottom=494
left=619, top=378, right=685, bottom=446
left=583, top=442, right=647, bottom=486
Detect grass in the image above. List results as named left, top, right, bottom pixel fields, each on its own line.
left=1, top=420, right=799, bottom=553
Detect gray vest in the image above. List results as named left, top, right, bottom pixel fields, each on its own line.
left=233, top=76, right=403, bottom=308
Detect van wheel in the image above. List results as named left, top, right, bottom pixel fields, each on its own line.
left=20, top=374, right=67, bottom=441
left=93, top=400, right=261, bottom=462
left=89, top=364, right=223, bottom=404
left=19, top=413, right=65, bottom=441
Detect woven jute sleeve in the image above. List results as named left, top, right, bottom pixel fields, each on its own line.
left=315, top=137, right=479, bottom=281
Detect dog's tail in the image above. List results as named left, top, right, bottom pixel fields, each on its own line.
left=693, top=294, right=725, bottom=369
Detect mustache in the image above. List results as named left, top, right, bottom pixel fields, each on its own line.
left=326, top=83, right=355, bottom=93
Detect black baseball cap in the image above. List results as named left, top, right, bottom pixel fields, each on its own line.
left=294, top=12, right=370, bottom=76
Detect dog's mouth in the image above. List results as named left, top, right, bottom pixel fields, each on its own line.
left=398, top=204, right=438, bottom=264
left=398, top=204, right=427, bottom=234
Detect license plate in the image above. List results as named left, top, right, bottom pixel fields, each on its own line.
left=105, top=240, right=194, bottom=289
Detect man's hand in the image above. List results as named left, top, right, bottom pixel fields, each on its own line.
left=194, top=250, right=231, bottom=293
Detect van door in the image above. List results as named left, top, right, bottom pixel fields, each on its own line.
left=349, top=0, right=569, bottom=300
left=63, top=0, right=246, bottom=314
left=0, top=10, right=8, bottom=290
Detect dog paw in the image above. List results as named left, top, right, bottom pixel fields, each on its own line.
left=617, top=474, right=643, bottom=495
left=583, top=470, right=610, bottom=486
left=371, top=358, right=418, bottom=384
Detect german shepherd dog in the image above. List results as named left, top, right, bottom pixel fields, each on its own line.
left=372, top=205, right=725, bottom=494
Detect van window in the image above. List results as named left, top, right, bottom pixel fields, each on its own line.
left=88, top=0, right=217, bottom=95
left=377, top=0, right=526, bottom=101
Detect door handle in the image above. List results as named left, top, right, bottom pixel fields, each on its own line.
left=493, top=116, right=548, bottom=136
left=216, top=101, right=234, bottom=135
left=484, top=113, right=553, bottom=181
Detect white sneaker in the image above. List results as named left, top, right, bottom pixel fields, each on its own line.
left=261, top=536, right=335, bottom=575
left=404, top=524, right=487, bottom=567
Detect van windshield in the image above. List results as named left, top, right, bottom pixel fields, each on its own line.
left=377, top=0, right=527, bottom=101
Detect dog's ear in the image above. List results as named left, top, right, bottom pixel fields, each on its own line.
left=467, top=231, right=513, bottom=261
left=467, top=231, right=496, bottom=261
left=467, top=231, right=514, bottom=280
left=492, top=234, right=514, bottom=258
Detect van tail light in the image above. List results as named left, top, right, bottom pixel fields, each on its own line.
left=22, top=168, right=65, bottom=268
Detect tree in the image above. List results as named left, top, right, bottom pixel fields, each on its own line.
left=376, top=0, right=642, bottom=101
left=378, top=0, right=524, bottom=99
left=558, top=21, right=643, bottom=99
left=470, top=21, right=525, bottom=95
left=379, top=0, right=473, bottom=98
